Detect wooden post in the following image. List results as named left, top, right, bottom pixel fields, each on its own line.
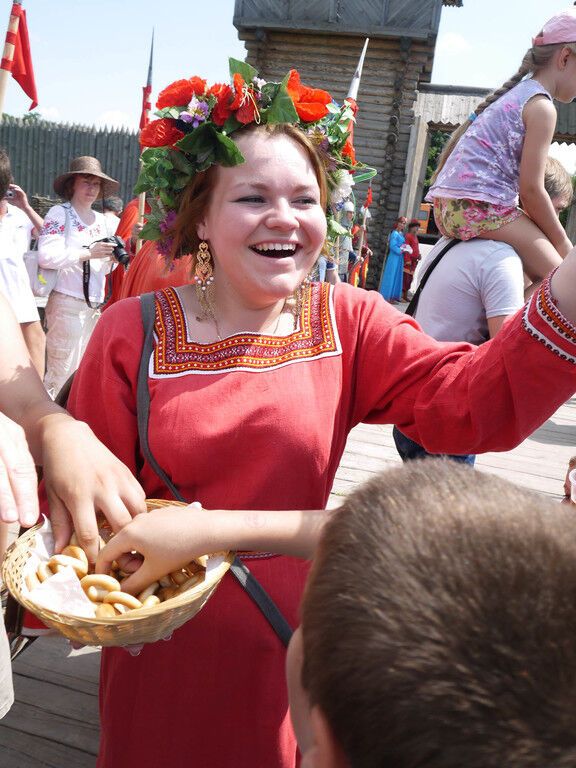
left=0, top=1, right=21, bottom=122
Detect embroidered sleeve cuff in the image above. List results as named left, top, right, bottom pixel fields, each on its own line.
left=522, top=274, right=576, bottom=364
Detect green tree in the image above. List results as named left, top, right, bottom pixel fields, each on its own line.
left=22, top=111, right=41, bottom=123
left=423, top=130, right=450, bottom=198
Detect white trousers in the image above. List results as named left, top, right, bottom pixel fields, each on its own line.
left=44, top=291, right=100, bottom=399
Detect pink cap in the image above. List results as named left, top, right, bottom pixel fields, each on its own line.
left=533, top=7, right=576, bottom=46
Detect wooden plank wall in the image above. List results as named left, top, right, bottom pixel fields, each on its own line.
left=0, top=117, right=141, bottom=203
left=239, top=29, right=434, bottom=288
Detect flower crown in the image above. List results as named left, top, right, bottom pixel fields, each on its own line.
left=135, top=57, right=376, bottom=258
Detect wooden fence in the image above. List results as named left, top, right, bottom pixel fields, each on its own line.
left=0, top=116, right=141, bottom=202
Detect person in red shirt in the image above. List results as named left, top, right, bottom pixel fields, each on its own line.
left=402, top=219, right=421, bottom=300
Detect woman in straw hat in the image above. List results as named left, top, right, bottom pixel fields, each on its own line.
left=38, top=156, right=120, bottom=398
left=48, top=61, right=576, bottom=768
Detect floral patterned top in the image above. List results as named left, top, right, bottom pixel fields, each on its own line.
left=37, top=203, right=116, bottom=302
left=427, top=79, right=552, bottom=207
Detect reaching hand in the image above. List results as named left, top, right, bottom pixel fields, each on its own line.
left=96, top=505, right=209, bottom=595
left=41, top=416, right=146, bottom=563
left=0, top=411, right=39, bottom=527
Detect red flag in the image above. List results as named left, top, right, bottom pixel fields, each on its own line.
left=1, top=3, right=37, bottom=110
left=364, top=184, right=373, bottom=209
left=140, top=30, right=154, bottom=130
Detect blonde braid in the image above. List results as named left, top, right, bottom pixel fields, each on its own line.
left=431, top=43, right=566, bottom=184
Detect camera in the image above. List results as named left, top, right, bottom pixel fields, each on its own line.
left=4, top=189, right=14, bottom=199
left=93, top=235, right=130, bottom=267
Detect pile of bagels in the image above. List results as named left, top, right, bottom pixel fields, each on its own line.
left=24, top=532, right=206, bottom=619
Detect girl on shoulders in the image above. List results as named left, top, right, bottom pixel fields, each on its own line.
left=427, top=7, right=576, bottom=288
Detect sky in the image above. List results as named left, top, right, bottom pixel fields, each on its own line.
left=2, top=0, right=575, bottom=170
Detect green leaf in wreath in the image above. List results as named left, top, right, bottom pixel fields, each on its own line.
left=262, top=76, right=298, bottom=125
left=228, top=57, right=258, bottom=84
left=222, top=114, right=242, bottom=135
left=139, top=221, right=162, bottom=241
left=213, top=132, right=245, bottom=166
left=155, top=106, right=184, bottom=119
left=134, top=169, right=153, bottom=195
left=168, top=148, right=195, bottom=175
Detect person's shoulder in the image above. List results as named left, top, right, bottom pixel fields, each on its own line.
left=6, top=204, right=29, bottom=225
left=44, top=203, right=67, bottom=220
left=332, top=282, right=392, bottom=321
left=101, top=295, right=142, bottom=323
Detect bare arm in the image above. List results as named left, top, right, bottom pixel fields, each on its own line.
left=96, top=506, right=330, bottom=595
left=0, top=292, right=146, bottom=559
left=8, top=184, right=43, bottom=235
left=551, top=244, right=576, bottom=324
left=520, top=98, right=572, bottom=257
left=487, top=314, right=513, bottom=338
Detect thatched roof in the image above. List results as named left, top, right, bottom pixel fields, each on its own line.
left=442, top=0, right=463, bottom=6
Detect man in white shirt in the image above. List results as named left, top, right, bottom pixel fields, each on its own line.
left=0, top=149, right=44, bottom=376
left=394, top=157, right=573, bottom=465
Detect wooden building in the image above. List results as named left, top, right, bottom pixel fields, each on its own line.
left=233, top=0, right=463, bottom=287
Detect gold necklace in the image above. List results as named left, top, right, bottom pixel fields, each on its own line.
left=195, top=286, right=303, bottom=341
left=210, top=299, right=288, bottom=342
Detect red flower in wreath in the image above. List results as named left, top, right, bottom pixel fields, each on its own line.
left=342, top=134, right=356, bottom=165
left=286, top=70, right=331, bottom=122
left=140, top=118, right=185, bottom=148
left=230, top=73, right=258, bottom=124
left=156, top=77, right=207, bottom=109
left=208, top=82, right=233, bottom=126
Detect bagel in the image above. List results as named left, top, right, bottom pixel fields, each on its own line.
left=37, top=561, right=54, bottom=583
left=48, top=554, right=89, bottom=579
left=85, top=585, right=111, bottom=603
left=25, top=571, right=41, bottom=592
left=158, top=586, right=178, bottom=602
left=80, top=574, right=121, bottom=593
left=103, top=591, right=142, bottom=610
left=169, top=570, right=188, bottom=586
left=141, top=594, right=161, bottom=608
left=176, top=573, right=204, bottom=594
left=95, top=603, right=116, bottom=619
left=137, top=582, right=159, bottom=602
left=61, top=545, right=88, bottom=566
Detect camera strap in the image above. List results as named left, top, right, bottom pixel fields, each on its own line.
left=82, top=256, right=113, bottom=309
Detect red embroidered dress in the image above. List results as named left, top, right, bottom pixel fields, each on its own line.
left=66, top=280, right=576, bottom=768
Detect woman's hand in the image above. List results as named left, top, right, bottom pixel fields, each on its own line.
left=0, top=411, right=39, bottom=526
left=40, top=415, right=146, bottom=563
left=96, top=505, right=211, bottom=594
left=84, top=241, right=116, bottom=261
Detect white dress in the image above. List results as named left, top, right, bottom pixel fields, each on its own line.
left=38, top=204, right=116, bottom=398
left=0, top=204, right=37, bottom=323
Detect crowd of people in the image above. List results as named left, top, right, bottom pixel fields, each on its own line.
left=1, top=6, right=576, bottom=768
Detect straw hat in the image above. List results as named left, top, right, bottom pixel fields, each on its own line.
left=53, top=156, right=119, bottom=199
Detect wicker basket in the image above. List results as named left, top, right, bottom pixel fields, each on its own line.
left=1, top=500, right=234, bottom=647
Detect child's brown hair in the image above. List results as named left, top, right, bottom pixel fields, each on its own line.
left=302, top=460, right=576, bottom=768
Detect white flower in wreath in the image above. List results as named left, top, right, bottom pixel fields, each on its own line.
left=330, top=170, right=355, bottom=208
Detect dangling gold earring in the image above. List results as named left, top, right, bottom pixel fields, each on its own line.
left=194, top=241, right=215, bottom=318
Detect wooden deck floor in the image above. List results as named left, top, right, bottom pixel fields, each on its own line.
left=1, top=396, right=575, bottom=766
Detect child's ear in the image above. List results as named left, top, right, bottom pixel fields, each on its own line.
left=560, top=46, right=573, bottom=68
left=301, top=706, right=349, bottom=768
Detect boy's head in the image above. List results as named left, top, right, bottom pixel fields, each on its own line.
left=292, top=460, right=576, bottom=768
left=543, top=156, right=573, bottom=215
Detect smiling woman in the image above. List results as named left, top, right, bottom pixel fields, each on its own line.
left=37, top=156, right=120, bottom=397
left=56, top=59, right=576, bottom=768
left=171, top=126, right=328, bottom=339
